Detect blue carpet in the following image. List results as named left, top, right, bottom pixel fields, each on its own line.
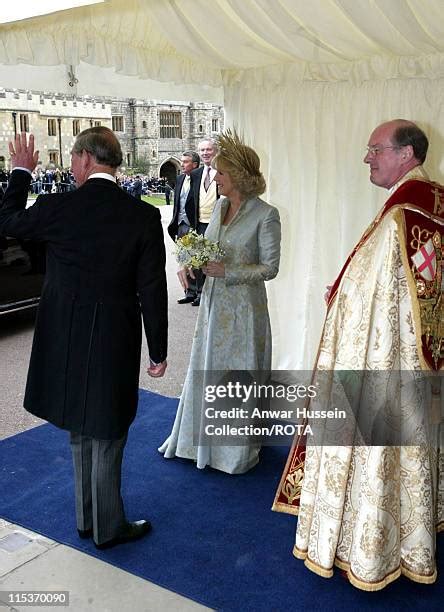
left=0, top=389, right=442, bottom=611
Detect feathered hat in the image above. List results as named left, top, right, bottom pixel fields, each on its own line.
left=215, top=128, right=262, bottom=178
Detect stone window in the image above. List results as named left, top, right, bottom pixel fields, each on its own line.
left=112, top=116, right=124, bottom=131
left=49, top=151, right=59, bottom=165
left=159, top=111, right=182, bottom=138
left=142, top=120, right=147, bottom=129
left=48, top=118, right=57, bottom=136
left=94, top=121, right=101, bottom=127
left=212, top=118, right=218, bottom=132
left=20, top=114, right=29, bottom=132
left=73, top=120, right=80, bottom=136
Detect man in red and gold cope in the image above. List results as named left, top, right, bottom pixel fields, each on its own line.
left=273, top=120, right=444, bottom=591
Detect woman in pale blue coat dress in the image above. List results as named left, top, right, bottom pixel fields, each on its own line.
left=159, top=130, right=281, bottom=474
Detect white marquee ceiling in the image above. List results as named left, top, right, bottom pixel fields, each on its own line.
left=1, top=0, right=444, bottom=97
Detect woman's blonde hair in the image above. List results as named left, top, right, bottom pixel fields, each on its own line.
left=213, top=129, right=266, bottom=199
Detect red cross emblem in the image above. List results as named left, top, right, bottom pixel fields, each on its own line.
left=411, top=238, right=436, bottom=281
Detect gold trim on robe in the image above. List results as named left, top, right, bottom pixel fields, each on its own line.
left=274, top=169, right=444, bottom=591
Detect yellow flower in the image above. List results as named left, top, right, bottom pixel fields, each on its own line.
left=180, top=235, right=192, bottom=247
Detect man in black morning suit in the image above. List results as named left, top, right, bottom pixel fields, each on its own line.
left=0, top=128, right=168, bottom=549
left=189, top=138, right=219, bottom=306
left=132, top=174, right=143, bottom=199
left=168, top=150, right=200, bottom=303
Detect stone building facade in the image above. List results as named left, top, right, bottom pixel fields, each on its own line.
left=0, top=88, right=224, bottom=184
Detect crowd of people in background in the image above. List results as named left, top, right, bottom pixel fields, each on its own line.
left=32, top=168, right=75, bottom=194
left=118, top=174, right=173, bottom=198
left=0, top=170, right=12, bottom=193
left=1, top=168, right=75, bottom=194
left=0, top=168, right=174, bottom=199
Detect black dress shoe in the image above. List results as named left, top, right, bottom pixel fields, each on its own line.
left=77, top=528, right=93, bottom=539
left=94, top=520, right=152, bottom=550
left=177, top=295, right=195, bottom=304
left=191, top=297, right=200, bottom=306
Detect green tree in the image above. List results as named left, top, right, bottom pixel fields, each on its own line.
left=131, top=157, right=151, bottom=175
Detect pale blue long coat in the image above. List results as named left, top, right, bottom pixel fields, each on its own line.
left=159, top=196, right=281, bottom=473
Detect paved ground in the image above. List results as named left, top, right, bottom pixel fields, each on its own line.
left=0, top=206, right=212, bottom=611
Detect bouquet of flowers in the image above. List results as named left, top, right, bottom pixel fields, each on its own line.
left=175, top=230, right=225, bottom=269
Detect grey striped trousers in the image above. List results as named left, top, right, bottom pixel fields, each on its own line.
left=70, top=432, right=128, bottom=545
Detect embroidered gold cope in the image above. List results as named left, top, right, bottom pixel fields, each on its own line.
left=274, top=167, right=444, bottom=591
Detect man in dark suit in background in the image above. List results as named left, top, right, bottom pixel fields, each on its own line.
left=164, top=182, right=172, bottom=205
left=0, top=128, right=168, bottom=549
left=190, top=138, right=219, bottom=306
left=168, top=150, right=200, bottom=303
left=132, top=174, right=143, bottom=199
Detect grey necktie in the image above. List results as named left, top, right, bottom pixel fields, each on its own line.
left=204, top=166, right=211, bottom=191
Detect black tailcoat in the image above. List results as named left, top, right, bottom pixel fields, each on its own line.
left=0, top=171, right=168, bottom=439
left=167, top=172, right=197, bottom=241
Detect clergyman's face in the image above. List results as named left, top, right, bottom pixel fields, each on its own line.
left=363, top=124, right=405, bottom=189
left=198, top=141, right=216, bottom=166
left=181, top=155, right=197, bottom=175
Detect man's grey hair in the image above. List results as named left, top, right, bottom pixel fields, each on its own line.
left=198, top=138, right=218, bottom=152
left=182, top=150, right=200, bottom=164
left=72, top=126, right=123, bottom=168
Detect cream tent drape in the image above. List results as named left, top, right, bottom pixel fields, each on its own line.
left=2, top=0, right=444, bottom=369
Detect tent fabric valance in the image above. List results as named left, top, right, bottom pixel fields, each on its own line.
left=2, top=0, right=444, bottom=88
left=0, top=0, right=222, bottom=87
left=223, top=52, right=444, bottom=88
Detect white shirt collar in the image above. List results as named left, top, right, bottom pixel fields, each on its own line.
left=88, top=172, right=116, bottom=183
